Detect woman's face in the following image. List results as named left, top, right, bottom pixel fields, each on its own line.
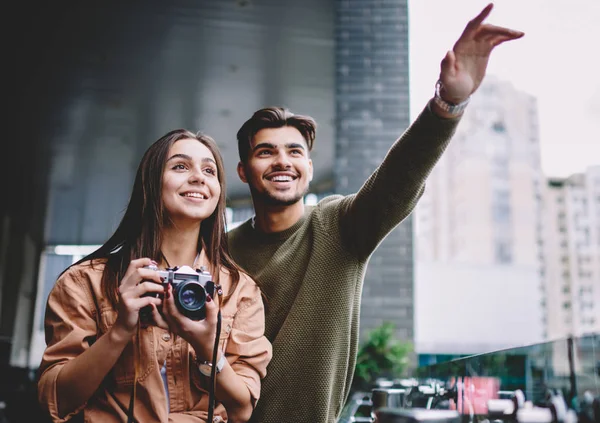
left=161, top=138, right=221, bottom=226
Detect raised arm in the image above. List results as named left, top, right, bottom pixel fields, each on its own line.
left=432, top=3, right=524, bottom=117
left=338, top=3, right=524, bottom=259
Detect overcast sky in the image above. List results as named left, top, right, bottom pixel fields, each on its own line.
left=408, top=0, right=600, bottom=178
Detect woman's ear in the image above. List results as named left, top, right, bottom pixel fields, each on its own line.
left=237, top=162, right=248, bottom=183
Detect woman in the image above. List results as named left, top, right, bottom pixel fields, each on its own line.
left=38, top=130, right=272, bottom=423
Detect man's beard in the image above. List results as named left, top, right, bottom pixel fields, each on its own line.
left=250, top=185, right=309, bottom=207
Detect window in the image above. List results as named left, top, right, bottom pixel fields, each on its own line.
left=495, top=240, right=512, bottom=264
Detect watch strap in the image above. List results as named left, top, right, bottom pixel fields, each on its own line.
left=198, top=352, right=226, bottom=376
left=434, top=80, right=470, bottom=116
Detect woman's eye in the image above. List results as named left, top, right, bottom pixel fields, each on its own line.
left=204, top=167, right=217, bottom=176
left=172, top=163, right=187, bottom=170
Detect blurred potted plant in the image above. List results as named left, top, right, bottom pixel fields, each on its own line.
left=352, top=322, right=413, bottom=393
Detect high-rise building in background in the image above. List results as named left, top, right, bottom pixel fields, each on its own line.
left=540, top=167, right=600, bottom=341
left=415, top=77, right=545, bottom=363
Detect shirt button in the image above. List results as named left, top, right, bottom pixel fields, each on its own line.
left=226, top=324, right=232, bottom=333
left=162, top=333, right=171, bottom=341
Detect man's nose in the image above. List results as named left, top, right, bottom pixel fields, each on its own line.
left=273, top=152, right=292, bottom=169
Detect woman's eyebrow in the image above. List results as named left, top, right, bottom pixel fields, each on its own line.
left=166, top=154, right=216, bottom=165
left=166, top=153, right=192, bottom=162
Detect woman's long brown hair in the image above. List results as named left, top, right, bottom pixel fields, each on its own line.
left=70, top=129, right=241, bottom=306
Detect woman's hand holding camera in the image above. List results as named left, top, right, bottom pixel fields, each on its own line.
left=161, top=283, right=219, bottom=361
left=112, top=258, right=166, bottom=340
left=111, top=258, right=220, bottom=360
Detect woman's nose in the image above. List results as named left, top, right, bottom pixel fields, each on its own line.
left=188, top=168, right=205, bottom=184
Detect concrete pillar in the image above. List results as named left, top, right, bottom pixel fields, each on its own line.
left=334, top=0, right=413, bottom=342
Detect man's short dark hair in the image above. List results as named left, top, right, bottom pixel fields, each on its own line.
left=236, top=107, right=317, bottom=163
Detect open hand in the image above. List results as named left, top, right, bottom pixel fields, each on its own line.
left=439, top=3, right=524, bottom=103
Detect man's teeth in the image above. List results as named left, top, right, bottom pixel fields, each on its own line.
left=271, top=176, right=293, bottom=182
left=184, top=193, right=206, bottom=199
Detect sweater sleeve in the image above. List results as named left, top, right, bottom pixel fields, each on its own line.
left=338, top=101, right=461, bottom=259
left=37, top=268, right=98, bottom=423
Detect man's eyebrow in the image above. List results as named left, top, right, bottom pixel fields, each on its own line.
left=252, top=142, right=276, bottom=151
left=286, top=143, right=305, bottom=150
left=252, top=142, right=306, bottom=151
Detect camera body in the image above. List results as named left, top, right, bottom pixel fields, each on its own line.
left=141, top=264, right=215, bottom=321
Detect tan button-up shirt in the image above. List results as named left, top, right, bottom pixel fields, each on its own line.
left=38, top=256, right=272, bottom=423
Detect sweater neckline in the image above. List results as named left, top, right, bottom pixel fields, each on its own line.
left=247, top=214, right=307, bottom=242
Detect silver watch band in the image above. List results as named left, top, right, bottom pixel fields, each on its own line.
left=198, top=352, right=226, bottom=375
left=434, top=80, right=470, bottom=116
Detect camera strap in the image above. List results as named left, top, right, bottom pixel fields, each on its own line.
left=125, top=278, right=222, bottom=423
left=207, top=284, right=223, bottom=423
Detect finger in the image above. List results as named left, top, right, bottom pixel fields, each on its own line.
left=120, top=270, right=163, bottom=297
left=133, top=281, right=165, bottom=298
left=203, top=293, right=219, bottom=325
left=136, top=268, right=164, bottom=284
left=478, top=31, right=523, bottom=50
left=466, top=3, right=493, bottom=32
left=475, top=24, right=524, bottom=41
left=489, top=34, right=522, bottom=48
left=163, top=284, right=182, bottom=319
left=126, top=268, right=164, bottom=289
left=121, top=258, right=158, bottom=288
left=151, top=304, right=170, bottom=330
left=130, top=296, right=162, bottom=312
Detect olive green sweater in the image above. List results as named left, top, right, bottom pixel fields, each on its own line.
left=228, top=103, right=460, bottom=423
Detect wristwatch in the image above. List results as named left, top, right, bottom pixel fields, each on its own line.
left=433, top=80, right=470, bottom=116
left=198, top=353, right=226, bottom=377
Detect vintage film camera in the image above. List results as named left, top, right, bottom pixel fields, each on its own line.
left=141, top=264, right=215, bottom=321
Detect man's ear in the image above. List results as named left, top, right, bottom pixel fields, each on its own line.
left=237, top=161, right=248, bottom=183
left=308, top=159, right=314, bottom=182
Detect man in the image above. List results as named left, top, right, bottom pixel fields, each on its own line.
left=228, top=4, right=523, bottom=422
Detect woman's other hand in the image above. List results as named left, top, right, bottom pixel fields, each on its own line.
left=113, top=258, right=165, bottom=338
left=161, top=283, right=219, bottom=360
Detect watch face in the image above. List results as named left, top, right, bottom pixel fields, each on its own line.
left=199, top=363, right=212, bottom=377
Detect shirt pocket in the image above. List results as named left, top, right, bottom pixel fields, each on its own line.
left=189, top=315, right=235, bottom=394
left=98, top=307, right=156, bottom=386
left=218, top=315, right=235, bottom=352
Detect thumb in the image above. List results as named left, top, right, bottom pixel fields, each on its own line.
left=203, top=293, right=219, bottom=325
left=440, top=50, right=456, bottom=80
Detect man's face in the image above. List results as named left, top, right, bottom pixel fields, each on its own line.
left=238, top=126, right=313, bottom=207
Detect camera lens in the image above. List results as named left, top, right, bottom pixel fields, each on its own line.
left=176, top=281, right=206, bottom=311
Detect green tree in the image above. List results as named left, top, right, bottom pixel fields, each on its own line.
left=352, top=322, right=413, bottom=392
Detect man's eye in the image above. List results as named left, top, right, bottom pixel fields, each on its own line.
left=257, top=150, right=272, bottom=156
left=290, top=150, right=303, bottom=155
